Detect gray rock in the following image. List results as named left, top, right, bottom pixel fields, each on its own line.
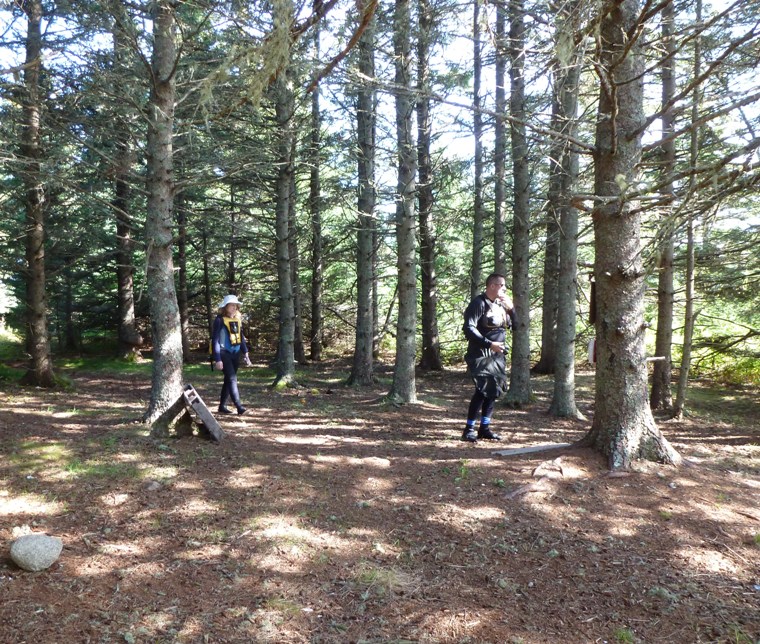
left=10, top=534, right=63, bottom=572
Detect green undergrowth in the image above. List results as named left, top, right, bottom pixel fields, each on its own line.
left=685, top=381, right=759, bottom=428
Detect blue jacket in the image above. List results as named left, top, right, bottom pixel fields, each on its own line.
left=211, top=315, right=248, bottom=362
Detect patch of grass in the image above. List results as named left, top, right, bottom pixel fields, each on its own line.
left=64, top=458, right=140, bottom=480
left=685, top=382, right=759, bottom=428
left=312, top=552, right=330, bottom=565
left=454, top=459, right=471, bottom=483
left=753, top=533, right=760, bottom=546
left=204, top=528, right=229, bottom=543
left=10, top=441, right=73, bottom=473
left=0, top=362, right=24, bottom=382
left=263, top=597, right=301, bottom=618
left=144, top=465, right=179, bottom=481
left=0, top=327, right=23, bottom=360
left=57, top=355, right=153, bottom=376
left=658, top=510, right=673, bottom=520
left=727, top=624, right=755, bottom=644
left=354, top=562, right=413, bottom=599
left=647, top=586, right=679, bottom=603
left=496, top=577, right=519, bottom=593
left=99, top=435, right=120, bottom=449
left=612, top=627, right=635, bottom=643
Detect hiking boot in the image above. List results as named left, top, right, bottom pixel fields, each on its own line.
left=461, top=427, right=478, bottom=443
left=477, top=426, right=502, bottom=440
left=217, top=406, right=234, bottom=414
left=236, top=406, right=248, bottom=416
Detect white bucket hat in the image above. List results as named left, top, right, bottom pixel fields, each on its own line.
left=218, top=294, right=242, bottom=309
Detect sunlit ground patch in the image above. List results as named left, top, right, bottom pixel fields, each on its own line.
left=0, top=490, right=64, bottom=516
left=682, top=546, right=743, bottom=575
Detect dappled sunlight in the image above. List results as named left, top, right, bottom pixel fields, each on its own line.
left=170, top=498, right=222, bottom=516
left=100, top=492, right=130, bottom=507
left=175, top=616, right=207, bottom=641
left=425, top=501, right=505, bottom=526
left=142, top=464, right=179, bottom=480
left=274, top=434, right=363, bottom=445
left=305, top=453, right=392, bottom=470
left=178, top=544, right=226, bottom=558
left=253, top=514, right=360, bottom=574
left=9, top=440, right=72, bottom=468
left=50, top=410, right=79, bottom=419
left=0, top=364, right=757, bottom=643
left=225, top=466, right=267, bottom=488
left=683, top=547, right=743, bottom=575
left=344, top=527, right=380, bottom=539
left=354, top=475, right=394, bottom=495
left=416, top=610, right=486, bottom=643
left=0, top=490, right=64, bottom=516
left=345, top=455, right=391, bottom=468
left=112, top=452, right=148, bottom=463
left=95, top=541, right=145, bottom=558
left=257, top=515, right=336, bottom=546
left=172, top=480, right=205, bottom=491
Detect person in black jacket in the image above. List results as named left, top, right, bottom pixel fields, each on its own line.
left=211, top=294, right=251, bottom=415
left=461, top=273, right=516, bottom=442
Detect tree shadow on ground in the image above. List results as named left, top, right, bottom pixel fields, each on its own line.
left=0, top=360, right=758, bottom=643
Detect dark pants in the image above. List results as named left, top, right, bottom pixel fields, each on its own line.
left=219, top=350, right=242, bottom=409
left=467, top=389, right=496, bottom=424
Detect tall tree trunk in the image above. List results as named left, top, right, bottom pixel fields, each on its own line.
left=650, top=0, right=676, bottom=411
left=674, top=212, right=697, bottom=418
left=114, top=155, right=142, bottom=360
left=62, top=272, right=78, bottom=352
left=372, top=225, right=380, bottom=361
left=273, top=74, right=297, bottom=387
left=144, top=0, right=184, bottom=433
left=534, top=63, right=563, bottom=375
left=349, top=4, right=377, bottom=386
left=19, top=0, right=55, bottom=389
left=506, top=0, right=531, bottom=405
left=533, top=211, right=559, bottom=375
left=493, top=1, right=508, bottom=274
left=176, top=189, right=191, bottom=361
left=388, top=0, right=417, bottom=404
left=471, top=0, right=485, bottom=300
left=309, top=26, right=323, bottom=362
left=549, top=2, right=583, bottom=418
left=674, top=0, right=702, bottom=419
left=202, top=226, right=214, bottom=336
left=112, top=3, right=142, bottom=361
left=579, top=0, right=680, bottom=469
left=289, top=166, right=307, bottom=364
left=417, top=0, right=442, bottom=371
left=226, top=195, right=238, bottom=292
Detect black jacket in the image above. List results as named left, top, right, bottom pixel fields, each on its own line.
left=463, top=293, right=516, bottom=398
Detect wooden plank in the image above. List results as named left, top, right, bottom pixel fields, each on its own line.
left=492, top=443, right=572, bottom=457
left=183, top=384, right=225, bottom=442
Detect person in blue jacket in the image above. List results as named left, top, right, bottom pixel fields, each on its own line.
left=461, top=273, right=516, bottom=442
left=211, top=294, right=251, bottom=415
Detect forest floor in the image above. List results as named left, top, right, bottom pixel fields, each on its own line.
left=0, top=355, right=758, bottom=644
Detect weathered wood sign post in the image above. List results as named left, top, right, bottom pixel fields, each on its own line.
left=183, top=384, right=225, bottom=442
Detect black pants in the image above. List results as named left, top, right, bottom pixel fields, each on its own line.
left=467, top=389, right=496, bottom=423
left=219, top=350, right=242, bottom=409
